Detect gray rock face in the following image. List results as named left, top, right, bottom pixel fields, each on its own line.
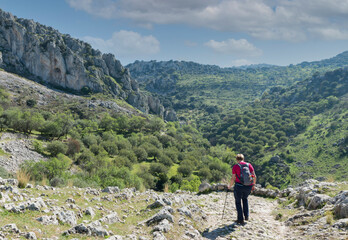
left=102, top=186, right=120, bottom=194
left=36, top=215, right=59, bottom=225
left=198, top=183, right=211, bottom=193
left=0, top=9, right=168, bottom=117
left=25, top=232, right=37, bottom=240
left=64, top=222, right=109, bottom=237
left=146, top=206, right=174, bottom=226
left=307, top=194, right=331, bottom=210
left=55, top=210, right=77, bottom=226
left=147, top=200, right=166, bottom=209
left=334, top=191, right=348, bottom=219
left=2, top=223, right=20, bottom=233
left=85, top=207, right=95, bottom=218
left=153, top=219, right=172, bottom=233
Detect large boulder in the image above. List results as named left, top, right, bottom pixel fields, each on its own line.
left=334, top=191, right=348, bottom=219
left=102, top=186, right=120, bottom=194
left=307, top=194, right=332, bottom=210
left=198, top=183, right=211, bottom=193
left=146, top=206, right=174, bottom=226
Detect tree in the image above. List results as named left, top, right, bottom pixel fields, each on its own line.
left=46, top=141, right=68, bottom=156
left=177, top=164, right=193, bottom=177
left=66, top=139, right=81, bottom=156
left=147, top=117, right=165, bottom=132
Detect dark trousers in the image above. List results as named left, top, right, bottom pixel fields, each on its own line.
left=234, top=184, right=252, bottom=221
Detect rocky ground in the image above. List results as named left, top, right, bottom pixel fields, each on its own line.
left=0, top=179, right=347, bottom=240
left=0, top=133, right=47, bottom=172
left=0, top=71, right=136, bottom=116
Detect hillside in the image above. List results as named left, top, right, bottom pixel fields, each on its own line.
left=127, top=52, right=348, bottom=122
left=0, top=8, right=174, bottom=119
left=206, top=67, right=348, bottom=188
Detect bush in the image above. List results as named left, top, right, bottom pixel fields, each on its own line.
left=177, top=164, right=193, bottom=177
left=50, top=177, right=66, bottom=187
left=197, top=167, right=212, bottom=181
left=149, top=163, right=168, bottom=177
left=46, top=141, right=68, bottom=156
left=44, top=154, right=72, bottom=179
left=134, top=147, right=148, bottom=161
left=16, top=169, right=31, bottom=188
left=169, top=182, right=179, bottom=193
left=101, top=141, right=118, bottom=156
left=32, top=140, right=44, bottom=154
left=72, top=177, right=99, bottom=188
left=66, top=139, right=81, bottom=156
left=0, top=166, right=10, bottom=178
left=180, top=175, right=201, bottom=192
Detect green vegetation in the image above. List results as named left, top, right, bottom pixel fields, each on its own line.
left=128, top=52, right=348, bottom=125
left=0, top=86, right=231, bottom=191
left=0, top=51, right=347, bottom=192
left=204, top=68, right=348, bottom=188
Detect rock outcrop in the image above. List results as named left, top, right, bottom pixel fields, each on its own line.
left=0, top=9, right=171, bottom=118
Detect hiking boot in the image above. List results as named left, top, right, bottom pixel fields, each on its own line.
left=236, top=220, right=245, bottom=225
left=245, top=217, right=249, bottom=221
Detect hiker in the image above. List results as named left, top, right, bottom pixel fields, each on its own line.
left=228, top=153, right=256, bottom=225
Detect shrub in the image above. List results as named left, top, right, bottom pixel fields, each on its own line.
left=46, top=141, right=68, bottom=156
left=50, top=177, right=66, bottom=187
left=16, top=169, right=31, bottom=188
left=101, top=141, right=118, bottom=156
left=0, top=166, right=10, bottom=178
left=158, top=155, right=173, bottom=167
left=66, top=139, right=81, bottom=156
left=32, top=140, right=44, bottom=154
left=177, top=164, right=193, bottom=177
left=169, top=182, right=179, bottom=193
left=197, top=167, right=212, bottom=181
left=44, top=154, right=72, bottom=179
left=72, top=177, right=99, bottom=188
left=134, top=147, right=148, bottom=161
left=180, top=175, right=201, bottom=192
left=149, top=163, right=168, bottom=177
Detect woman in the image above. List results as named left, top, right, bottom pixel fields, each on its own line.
left=228, top=154, right=256, bottom=225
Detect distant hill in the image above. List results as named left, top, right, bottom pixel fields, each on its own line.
left=205, top=67, right=348, bottom=188
left=127, top=51, right=348, bottom=123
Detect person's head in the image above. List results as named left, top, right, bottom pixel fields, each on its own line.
left=236, top=154, right=244, bottom=162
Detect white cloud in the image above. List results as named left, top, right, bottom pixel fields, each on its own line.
left=231, top=59, right=253, bottom=67
left=66, top=0, right=348, bottom=41
left=83, top=30, right=160, bottom=58
left=205, top=38, right=262, bottom=57
left=310, top=28, right=348, bottom=40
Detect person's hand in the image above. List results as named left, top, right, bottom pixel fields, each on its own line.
left=227, top=185, right=231, bottom=190
left=251, top=185, right=255, bottom=191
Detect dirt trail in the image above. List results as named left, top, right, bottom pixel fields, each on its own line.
left=200, top=192, right=304, bottom=240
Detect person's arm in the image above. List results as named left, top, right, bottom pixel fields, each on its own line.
left=251, top=171, right=256, bottom=191
left=228, top=174, right=236, bottom=189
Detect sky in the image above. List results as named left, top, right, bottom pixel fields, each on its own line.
left=1, top=0, right=348, bottom=67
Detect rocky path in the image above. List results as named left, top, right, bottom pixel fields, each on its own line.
left=200, top=192, right=305, bottom=240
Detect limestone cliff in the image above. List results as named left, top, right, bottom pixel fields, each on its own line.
left=0, top=9, right=169, bottom=118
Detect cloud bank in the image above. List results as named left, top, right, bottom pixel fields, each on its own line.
left=66, top=0, right=348, bottom=41
left=205, top=38, right=262, bottom=57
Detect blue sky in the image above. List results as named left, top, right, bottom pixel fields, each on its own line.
left=1, top=0, right=348, bottom=67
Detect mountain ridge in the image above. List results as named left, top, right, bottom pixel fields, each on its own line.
left=0, top=8, right=176, bottom=120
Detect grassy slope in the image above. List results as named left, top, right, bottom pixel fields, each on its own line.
left=261, top=98, right=348, bottom=186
